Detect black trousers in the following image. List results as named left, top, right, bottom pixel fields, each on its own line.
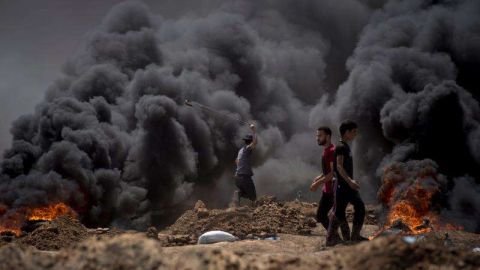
left=317, top=192, right=334, bottom=230
left=334, top=184, right=365, bottom=235
left=235, top=175, right=257, bottom=201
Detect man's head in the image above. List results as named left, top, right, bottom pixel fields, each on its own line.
left=316, top=126, right=332, bottom=146
left=242, top=134, right=253, bottom=145
left=339, top=120, right=358, bottom=141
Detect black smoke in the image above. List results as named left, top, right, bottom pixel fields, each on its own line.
left=1, top=0, right=479, bottom=231
left=310, top=0, right=480, bottom=230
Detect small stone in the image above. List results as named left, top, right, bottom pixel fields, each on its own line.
left=197, top=208, right=209, bottom=218
left=146, top=227, right=158, bottom=239
left=306, top=217, right=317, bottom=227
left=157, top=233, right=170, bottom=245
left=194, top=200, right=206, bottom=211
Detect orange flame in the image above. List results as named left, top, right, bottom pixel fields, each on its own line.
left=0, top=202, right=77, bottom=237
left=27, top=203, right=77, bottom=221
left=371, top=161, right=463, bottom=239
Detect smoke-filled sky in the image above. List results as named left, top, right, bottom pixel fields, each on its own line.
left=0, top=0, right=479, bottom=231
left=0, top=0, right=226, bottom=153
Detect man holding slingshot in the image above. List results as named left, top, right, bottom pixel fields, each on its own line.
left=234, top=123, right=257, bottom=206
left=185, top=99, right=258, bottom=206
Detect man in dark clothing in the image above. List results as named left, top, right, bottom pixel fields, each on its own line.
left=326, top=120, right=367, bottom=246
left=234, top=124, right=257, bottom=204
left=310, top=126, right=336, bottom=231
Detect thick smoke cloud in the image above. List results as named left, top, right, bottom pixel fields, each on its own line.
left=308, top=0, right=480, bottom=230
left=1, top=0, right=479, bottom=231
left=0, top=0, right=375, bottom=229
left=310, top=0, right=480, bottom=197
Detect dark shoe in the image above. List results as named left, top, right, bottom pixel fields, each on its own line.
left=351, top=234, right=368, bottom=242
left=351, top=221, right=365, bottom=242
left=326, top=217, right=343, bottom=247
left=326, top=235, right=343, bottom=247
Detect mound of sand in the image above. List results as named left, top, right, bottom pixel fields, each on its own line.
left=165, top=196, right=318, bottom=245
left=335, top=235, right=480, bottom=269
left=1, top=232, right=479, bottom=270
left=164, top=196, right=378, bottom=246
left=18, top=216, right=88, bottom=250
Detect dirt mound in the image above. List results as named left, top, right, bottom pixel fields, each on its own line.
left=1, top=232, right=478, bottom=270
left=334, top=235, right=480, bottom=269
left=56, top=234, right=165, bottom=269
left=164, top=196, right=378, bottom=246
left=0, top=234, right=248, bottom=269
left=417, top=230, right=480, bottom=250
left=0, top=243, right=56, bottom=269
left=18, top=216, right=88, bottom=250
left=0, top=234, right=165, bottom=270
left=283, top=200, right=378, bottom=225
left=165, top=196, right=318, bottom=245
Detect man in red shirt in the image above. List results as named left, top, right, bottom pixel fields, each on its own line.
left=310, top=127, right=338, bottom=235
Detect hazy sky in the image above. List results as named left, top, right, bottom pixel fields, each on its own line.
left=0, top=0, right=222, bottom=154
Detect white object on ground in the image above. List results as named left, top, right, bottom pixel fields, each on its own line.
left=402, top=235, right=425, bottom=244
left=473, top=247, right=480, bottom=253
left=197, top=230, right=238, bottom=244
left=402, top=236, right=417, bottom=244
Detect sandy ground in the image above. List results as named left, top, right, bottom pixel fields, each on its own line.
left=164, top=224, right=379, bottom=257
left=0, top=199, right=479, bottom=269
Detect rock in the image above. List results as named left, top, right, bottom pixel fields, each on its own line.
left=146, top=227, right=158, bottom=239
left=171, top=234, right=191, bottom=244
left=306, top=217, right=317, bottom=227
left=157, top=233, right=170, bottom=245
left=194, top=200, right=206, bottom=211
left=196, top=208, right=209, bottom=218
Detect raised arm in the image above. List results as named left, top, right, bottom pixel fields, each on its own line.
left=247, top=124, right=257, bottom=149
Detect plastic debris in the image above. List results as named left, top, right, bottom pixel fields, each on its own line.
left=402, top=235, right=425, bottom=244
left=197, top=231, right=238, bottom=244
left=402, top=236, right=417, bottom=244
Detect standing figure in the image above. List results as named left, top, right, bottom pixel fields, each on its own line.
left=310, top=127, right=336, bottom=232
left=234, top=124, right=257, bottom=205
left=327, top=120, right=367, bottom=246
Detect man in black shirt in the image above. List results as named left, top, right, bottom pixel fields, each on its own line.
left=326, top=120, right=366, bottom=246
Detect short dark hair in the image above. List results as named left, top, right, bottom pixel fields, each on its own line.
left=339, top=120, right=357, bottom=136
left=317, top=126, right=332, bottom=136
left=244, top=139, right=252, bottom=145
